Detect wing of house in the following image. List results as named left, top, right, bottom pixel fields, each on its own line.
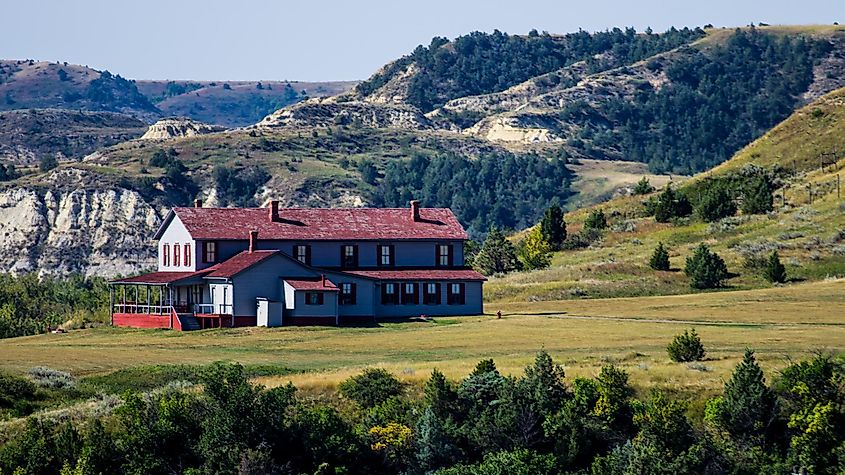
left=110, top=200, right=486, bottom=330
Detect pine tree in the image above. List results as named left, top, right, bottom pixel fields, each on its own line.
left=762, top=251, right=786, bottom=284
left=696, top=186, right=737, bottom=222
left=473, top=228, right=520, bottom=275
left=666, top=328, right=706, bottom=362
left=415, top=407, right=460, bottom=472
left=424, top=369, right=458, bottom=419
left=540, top=204, right=567, bottom=250
left=652, top=185, right=692, bottom=223
left=584, top=209, right=608, bottom=231
left=633, top=176, right=655, bottom=195
left=741, top=177, right=774, bottom=215
left=684, top=244, right=729, bottom=289
left=649, top=242, right=671, bottom=271
left=706, top=350, right=777, bottom=445
left=518, top=227, right=552, bottom=270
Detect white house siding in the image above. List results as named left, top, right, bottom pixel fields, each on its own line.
left=157, top=215, right=196, bottom=272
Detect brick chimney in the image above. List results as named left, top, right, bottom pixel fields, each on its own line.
left=268, top=200, right=280, bottom=222
left=410, top=200, right=421, bottom=221
left=248, top=230, right=259, bottom=253
left=194, top=199, right=203, bottom=208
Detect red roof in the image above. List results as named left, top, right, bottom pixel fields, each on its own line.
left=205, top=250, right=279, bottom=278
left=343, top=269, right=487, bottom=281
left=111, top=270, right=211, bottom=285
left=166, top=207, right=468, bottom=241
left=285, top=277, right=339, bottom=291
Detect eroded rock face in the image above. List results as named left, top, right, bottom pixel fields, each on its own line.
left=141, top=118, right=225, bottom=140
left=0, top=186, right=160, bottom=276
left=255, top=98, right=435, bottom=130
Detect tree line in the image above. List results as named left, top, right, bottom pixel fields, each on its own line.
left=356, top=27, right=705, bottom=112
left=1, top=349, right=842, bottom=474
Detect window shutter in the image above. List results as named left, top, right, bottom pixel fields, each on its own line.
left=340, top=246, right=345, bottom=267
left=448, top=245, right=454, bottom=267
left=305, top=245, right=312, bottom=265
left=381, top=284, right=388, bottom=304
left=459, top=283, right=466, bottom=305
left=317, top=293, right=324, bottom=305
left=353, top=245, right=359, bottom=267
left=413, top=283, right=419, bottom=304
left=389, top=245, right=395, bottom=266
left=435, top=244, right=440, bottom=266
left=350, top=283, right=357, bottom=305
left=435, top=283, right=441, bottom=305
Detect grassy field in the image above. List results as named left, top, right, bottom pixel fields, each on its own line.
left=0, top=279, right=841, bottom=406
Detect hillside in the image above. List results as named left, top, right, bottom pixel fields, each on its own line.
left=486, top=86, right=845, bottom=303
left=135, top=79, right=356, bottom=127
left=0, top=109, right=146, bottom=165
left=0, top=60, right=159, bottom=121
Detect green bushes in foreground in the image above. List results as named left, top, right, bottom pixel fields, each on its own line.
left=0, top=351, right=842, bottom=474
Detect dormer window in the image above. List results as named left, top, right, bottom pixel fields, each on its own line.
left=203, top=242, right=217, bottom=263
left=184, top=244, right=191, bottom=267
left=436, top=244, right=453, bottom=267
left=173, top=244, right=181, bottom=267
left=341, top=245, right=358, bottom=268
left=294, top=244, right=311, bottom=265
left=378, top=244, right=394, bottom=267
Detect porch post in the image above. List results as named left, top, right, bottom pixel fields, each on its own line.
left=109, top=285, right=114, bottom=325
left=159, top=285, right=164, bottom=315
left=146, top=285, right=151, bottom=313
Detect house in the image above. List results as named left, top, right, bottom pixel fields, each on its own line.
left=110, top=200, right=486, bottom=330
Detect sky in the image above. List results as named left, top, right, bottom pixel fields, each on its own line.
left=1, top=0, right=842, bottom=82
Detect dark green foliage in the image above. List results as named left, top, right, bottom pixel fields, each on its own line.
left=649, top=242, right=671, bottom=271
left=339, top=367, right=402, bottom=408
left=358, top=159, right=379, bottom=185
left=85, top=70, right=158, bottom=113
left=39, top=155, right=58, bottom=172
left=540, top=203, right=567, bottom=250
left=763, top=251, right=787, bottom=283
left=434, top=449, right=557, bottom=475
left=0, top=163, right=18, bottom=181
left=213, top=165, right=270, bottom=207
left=147, top=148, right=200, bottom=205
left=696, top=186, right=737, bottom=222
left=599, top=29, right=831, bottom=174
left=650, top=185, right=692, bottom=223
left=416, top=406, right=461, bottom=473
left=358, top=27, right=704, bottom=112
left=0, top=372, right=37, bottom=414
left=0, top=273, right=109, bottom=339
left=374, top=153, right=573, bottom=236
left=742, top=176, right=774, bottom=215
left=425, top=369, right=459, bottom=419
left=684, top=244, right=729, bottom=289
left=584, top=209, right=608, bottom=231
left=666, top=328, right=706, bottom=362
left=473, top=228, right=520, bottom=275
left=706, top=350, right=778, bottom=445
left=633, top=177, right=654, bottom=195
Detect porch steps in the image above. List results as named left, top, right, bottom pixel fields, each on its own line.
left=177, top=314, right=201, bottom=331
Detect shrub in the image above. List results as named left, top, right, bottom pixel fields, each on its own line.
left=684, top=244, right=729, bottom=289
left=649, top=242, right=671, bottom=271
left=696, top=187, right=737, bottom=222
left=584, top=209, right=608, bottom=231
left=741, top=176, right=774, bottom=215
left=40, top=155, right=59, bottom=172
left=339, top=368, right=402, bottom=408
left=27, top=367, right=75, bottom=389
left=651, top=185, right=692, bottom=222
left=517, top=227, right=552, bottom=270
left=762, top=251, right=786, bottom=284
left=667, top=329, right=706, bottom=362
left=0, top=371, right=38, bottom=412
left=633, top=176, right=655, bottom=195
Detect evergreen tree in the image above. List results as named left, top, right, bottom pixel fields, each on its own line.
left=473, top=228, right=520, bottom=275
left=424, top=369, right=458, bottom=420
left=649, top=242, right=671, bottom=271
left=584, top=209, right=608, bottom=231
left=652, top=185, right=692, bottom=223
left=696, top=186, right=737, bottom=222
left=666, top=328, right=706, bottom=362
left=415, top=407, right=460, bottom=472
left=633, top=177, right=655, bottom=195
left=540, top=204, right=567, bottom=250
left=518, top=227, right=553, bottom=270
left=684, top=244, right=729, bottom=289
left=39, top=155, right=59, bottom=173
left=741, top=177, right=774, bottom=215
left=762, top=251, right=786, bottom=284
left=706, top=350, right=777, bottom=446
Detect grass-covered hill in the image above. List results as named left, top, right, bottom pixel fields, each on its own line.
left=486, top=86, right=845, bottom=303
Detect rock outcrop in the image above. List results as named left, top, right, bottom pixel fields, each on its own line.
left=255, top=97, right=437, bottom=130
left=140, top=118, right=225, bottom=140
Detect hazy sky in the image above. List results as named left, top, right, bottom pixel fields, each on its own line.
left=2, top=0, right=842, bottom=81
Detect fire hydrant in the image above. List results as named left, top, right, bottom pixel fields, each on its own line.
left=496, top=310, right=502, bottom=319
